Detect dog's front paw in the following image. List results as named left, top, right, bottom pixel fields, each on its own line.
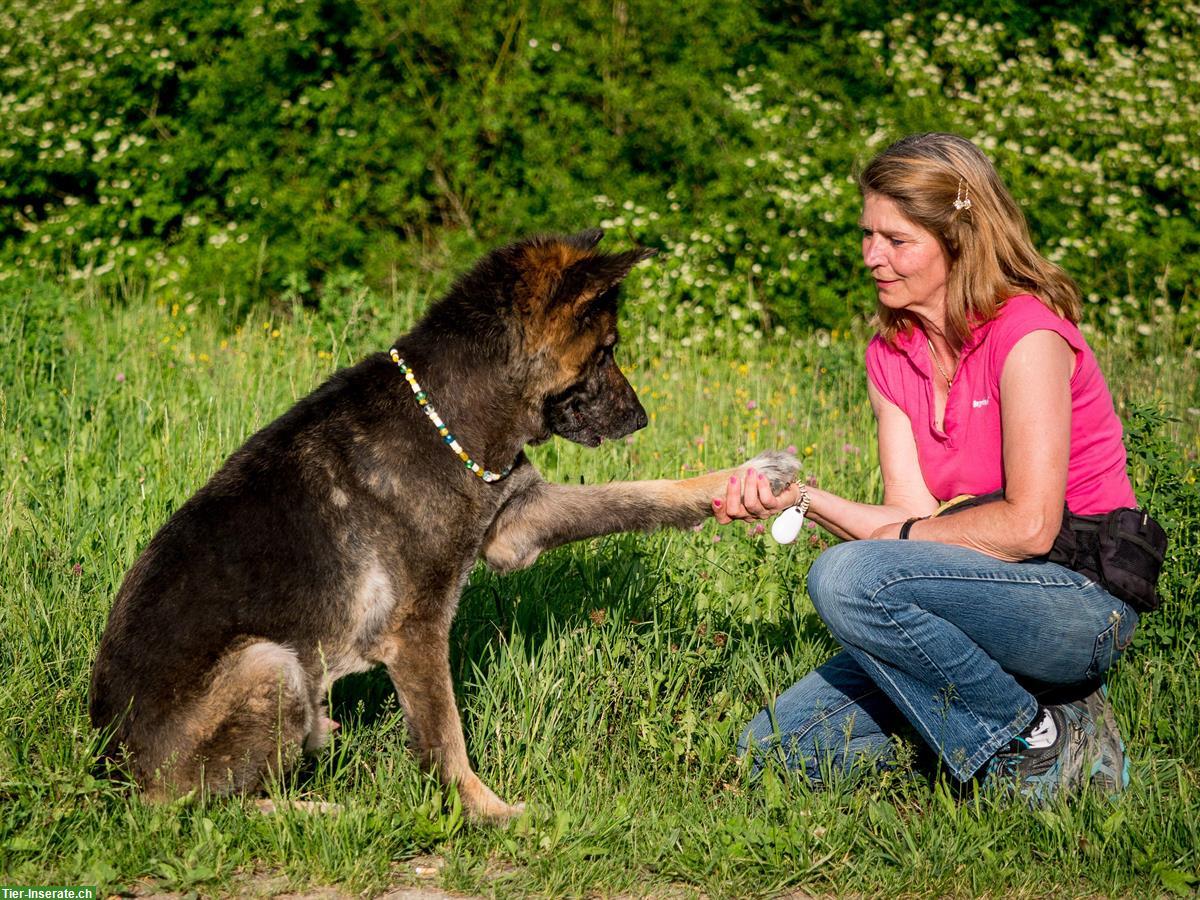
left=468, top=797, right=527, bottom=825
left=459, top=775, right=527, bottom=825
left=742, top=450, right=800, bottom=495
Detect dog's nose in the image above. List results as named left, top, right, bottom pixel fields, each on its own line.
left=633, top=403, right=648, bottom=432
left=629, top=399, right=648, bottom=433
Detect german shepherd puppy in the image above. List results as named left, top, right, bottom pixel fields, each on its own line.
left=89, top=229, right=798, bottom=821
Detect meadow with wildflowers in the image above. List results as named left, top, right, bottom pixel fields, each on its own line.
left=0, top=277, right=1197, bottom=896
left=3, top=0, right=1200, bottom=896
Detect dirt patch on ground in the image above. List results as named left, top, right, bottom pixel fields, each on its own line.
left=117, top=854, right=828, bottom=899
left=117, top=854, right=482, bottom=900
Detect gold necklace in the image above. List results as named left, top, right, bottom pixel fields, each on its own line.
left=926, top=338, right=957, bottom=389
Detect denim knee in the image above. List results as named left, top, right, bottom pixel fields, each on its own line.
left=738, top=701, right=819, bottom=777
left=737, top=687, right=896, bottom=782
left=806, top=541, right=888, bottom=642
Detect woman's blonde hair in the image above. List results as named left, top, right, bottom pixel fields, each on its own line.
left=859, top=133, right=1081, bottom=348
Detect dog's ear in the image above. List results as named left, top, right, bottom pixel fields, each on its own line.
left=510, top=232, right=603, bottom=315
left=555, top=247, right=657, bottom=317
left=564, top=228, right=605, bottom=252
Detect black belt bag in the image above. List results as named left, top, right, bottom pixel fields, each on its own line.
left=936, top=491, right=1168, bottom=614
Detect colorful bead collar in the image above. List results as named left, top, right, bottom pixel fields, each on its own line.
left=389, top=349, right=513, bottom=483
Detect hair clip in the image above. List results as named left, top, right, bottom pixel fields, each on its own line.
left=953, top=178, right=972, bottom=211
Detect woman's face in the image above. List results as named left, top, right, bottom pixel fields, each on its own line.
left=860, top=192, right=950, bottom=323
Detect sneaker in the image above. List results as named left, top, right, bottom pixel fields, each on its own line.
left=983, top=703, right=1099, bottom=804
left=1073, top=683, right=1129, bottom=795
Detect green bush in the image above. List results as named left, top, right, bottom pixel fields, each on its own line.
left=1, top=0, right=1196, bottom=339
left=609, top=5, right=1200, bottom=345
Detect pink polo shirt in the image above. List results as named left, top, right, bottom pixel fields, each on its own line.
left=865, top=294, right=1136, bottom=515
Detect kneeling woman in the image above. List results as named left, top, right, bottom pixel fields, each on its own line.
left=719, top=133, right=1139, bottom=799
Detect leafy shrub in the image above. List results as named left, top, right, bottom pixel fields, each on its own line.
left=0, top=0, right=770, bottom=310
left=610, top=4, right=1200, bottom=346
left=1, top=0, right=1196, bottom=341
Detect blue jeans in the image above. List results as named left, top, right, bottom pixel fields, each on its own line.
left=740, top=540, right=1138, bottom=782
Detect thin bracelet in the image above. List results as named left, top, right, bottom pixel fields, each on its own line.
left=899, top=517, right=924, bottom=540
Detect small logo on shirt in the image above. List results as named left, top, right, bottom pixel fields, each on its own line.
left=972, top=397, right=990, bottom=409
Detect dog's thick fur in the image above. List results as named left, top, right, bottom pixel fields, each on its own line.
left=89, top=229, right=798, bottom=820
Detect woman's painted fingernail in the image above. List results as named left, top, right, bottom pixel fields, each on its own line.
left=729, top=476, right=737, bottom=484
left=713, top=499, right=722, bottom=507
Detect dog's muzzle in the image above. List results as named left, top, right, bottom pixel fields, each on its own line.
left=544, top=372, right=647, bottom=447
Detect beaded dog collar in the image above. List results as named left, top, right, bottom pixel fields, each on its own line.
left=389, top=349, right=513, bottom=483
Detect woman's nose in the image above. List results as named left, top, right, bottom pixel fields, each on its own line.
left=862, top=237, right=886, bottom=268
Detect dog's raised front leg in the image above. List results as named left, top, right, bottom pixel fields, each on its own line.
left=482, top=450, right=798, bottom=573
left=381, top=622, right=522, bottom=823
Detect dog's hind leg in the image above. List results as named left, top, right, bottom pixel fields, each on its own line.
left=142, top=641, right=314, bottom=801
left=381, top=623, right=523, bottom=823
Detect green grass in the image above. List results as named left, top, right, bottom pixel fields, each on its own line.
left=1, top=281, right=1198, bottom=897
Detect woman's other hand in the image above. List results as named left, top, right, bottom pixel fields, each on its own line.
left=868, top=521, right=905, bottom=540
